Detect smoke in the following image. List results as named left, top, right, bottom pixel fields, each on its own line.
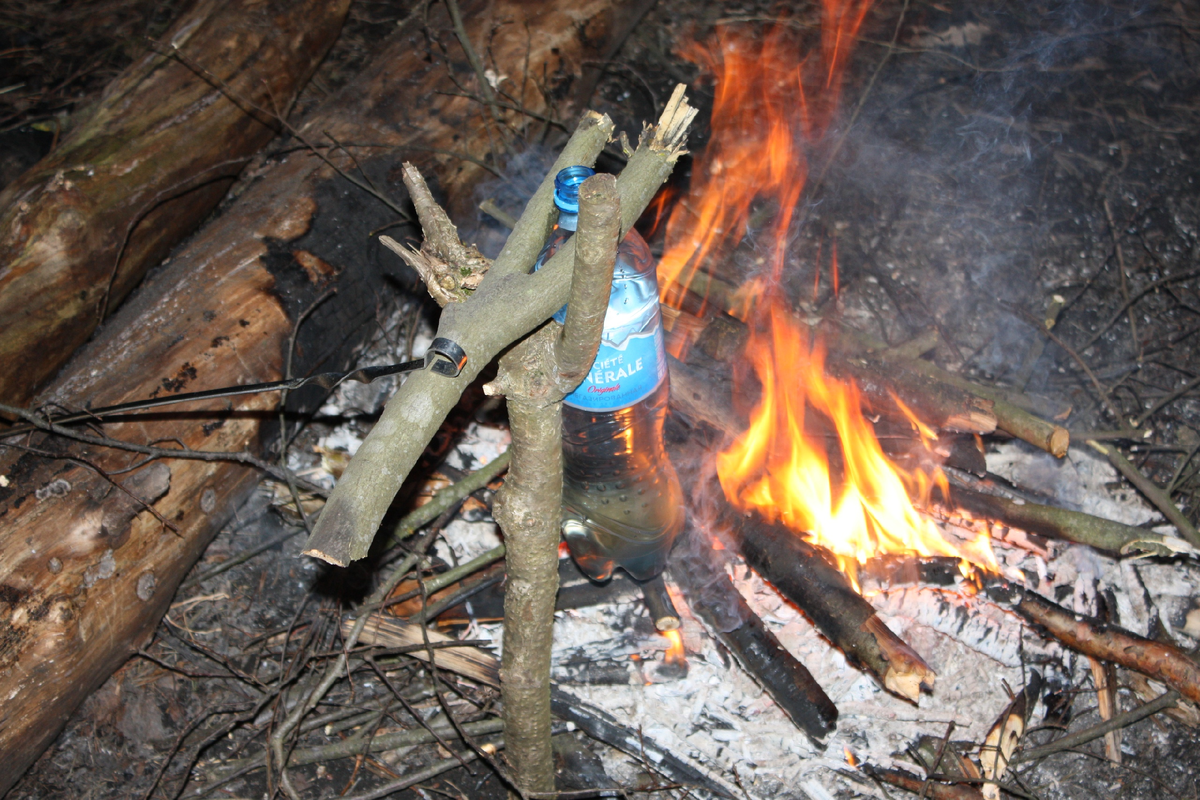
left=463, top=144, right=560, bottom=260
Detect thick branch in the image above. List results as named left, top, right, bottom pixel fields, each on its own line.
left=488, top=174, right=620, bottom=795
left=555, top=176, right=621, bottom=388
left=305, top=88, right=696, bottom=566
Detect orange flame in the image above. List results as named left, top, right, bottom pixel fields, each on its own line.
left=656, top=7, right=995, bottom=585
left=715, top=305, right=997, bottom=587
left=658, top=3, right=871, bottom=301
left=664, top=629, right=687, bottom=667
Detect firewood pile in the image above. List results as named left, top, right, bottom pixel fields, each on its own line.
left=1, top=0, right=1199, bottom=798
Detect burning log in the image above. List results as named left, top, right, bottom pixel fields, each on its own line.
left=834, top=355, right=998, bottom=436
left=0, top=1, right=624, bottom=790
left=984, top=580, right=1200, bottom=704
left=670, top=525, right=839, bottom=743
left=639, top=573, right=682, bottom=631
left=667, top=347, right=1183, bottom=561
left=0, top=0, right=350, bottom=406
left=727, top=506, right=937, bottom=702
left=666, top=298, right=1068, bottom=457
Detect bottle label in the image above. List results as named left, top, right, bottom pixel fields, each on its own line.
left=564, top=327, right=667, bottom=411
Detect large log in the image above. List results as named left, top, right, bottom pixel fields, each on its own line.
left=0, top=0, right=350, bottom=406
left=0, top=0, right=622, bottom=790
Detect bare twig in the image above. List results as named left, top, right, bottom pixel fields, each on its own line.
left=1012, top=690, right=1180, bottom=764
left=0, top=401, right=330, bottom=497
left=1086, top=440, right=1200, bottom=548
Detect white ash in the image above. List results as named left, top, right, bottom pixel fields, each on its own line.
left=435, top=519, right=503, bottom=565
left=437, top=423, right=1199, bottom=798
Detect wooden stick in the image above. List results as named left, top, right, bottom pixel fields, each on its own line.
left=305, top=87, right=697, bottom=566
left=863, top=765, right=985, bottom=800
left=549, top=687, right=737, bottom=798
left=347, top=615, right=500, bottom=686
left=947, top=482, right=1197, bottom=558
left=639, top=574, right=682, bottom=632
left=1087, top=440, right=1200, bottom=548
left=724, top=504, right=935, bottom=702
left=984, top=580, right=1200, bottom=704
left=487, top=173, right=622, bottom=795
left=1011, top=689, right=1180, bottom=764
left=835, top=355, right=998, bottom=435
left=669, top=525, right=839, bottom=742
left=830, top=325, right=1071, bottom=457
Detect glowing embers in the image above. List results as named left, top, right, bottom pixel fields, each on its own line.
left=715, top=302, right=997, bottom=587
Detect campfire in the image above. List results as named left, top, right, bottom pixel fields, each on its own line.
left=1, top=0, right=1198, bottom=798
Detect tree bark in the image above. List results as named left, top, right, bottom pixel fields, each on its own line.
left=985, top=580, right=1200, bottom=704
left=489, top=174, right=620, bottom=794
left=0, top=0, right=623, bottom=790
left=0, top=0, right=350, bottom=406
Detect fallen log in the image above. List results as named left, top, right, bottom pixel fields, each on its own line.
left=0, top=0, right=624, bottom=790
left=984, top=580, right=1200, bottom=704
left=0, top=0, right=350, bottom=406
left=670, top=523, right=839, bottom=743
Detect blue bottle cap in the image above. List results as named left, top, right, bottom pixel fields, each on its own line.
left=553, top=166, right=596, bottom=214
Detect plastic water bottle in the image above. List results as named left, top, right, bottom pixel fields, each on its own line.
left=531, top=166, right=684, bottom=582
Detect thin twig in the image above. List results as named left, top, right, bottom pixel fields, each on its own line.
left=1012, top=690, right=1180, bottom=764
left=1015, top=309, right=1125, bottom=422
left=444, top=0, right=504, bottom=129
left=1087, top=440, right=1200, bottom=548
left=0, top=401, right=330, bottom=497
left=147, top=39, right=411, bottom=220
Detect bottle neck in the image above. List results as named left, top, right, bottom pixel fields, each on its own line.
left=556, top=210, right=579, bottom=232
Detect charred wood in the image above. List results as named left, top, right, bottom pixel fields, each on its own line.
left=721, top=503, right=936, bottom=702
left=549, top=686, right=737, bottom=798
left=670, top=524, right=839, bottom=743
left=638, top=573, right=682, bottom=632
left=0, top=0, right=350, bottom=405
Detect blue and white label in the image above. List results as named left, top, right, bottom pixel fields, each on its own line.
left=564, top=327, right=666, bottom=411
